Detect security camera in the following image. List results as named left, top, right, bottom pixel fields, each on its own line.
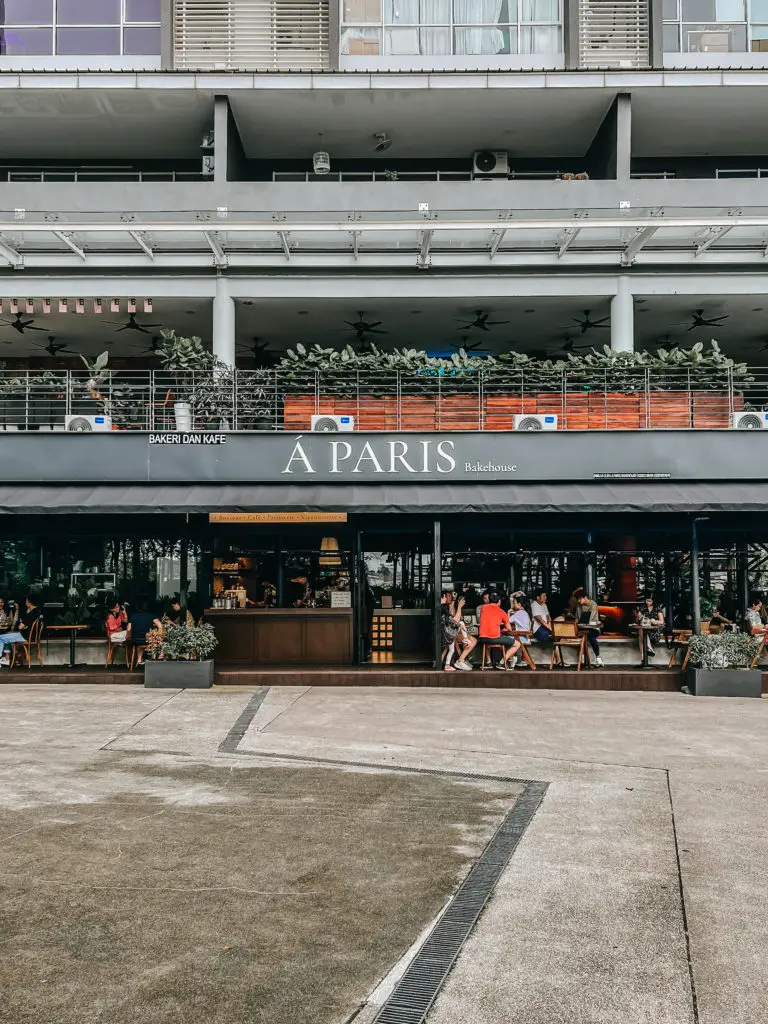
left=373, top=132, right=392, bottom=152
left=313, top=151, right=331, bottom=175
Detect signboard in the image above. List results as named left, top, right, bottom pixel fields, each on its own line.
left=331, top=591, right=352, bottom=608
left=209, top=512, right=348, bottom=524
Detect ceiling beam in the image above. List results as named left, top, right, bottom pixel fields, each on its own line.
left=0, top=234, right=23, bottom=269
left=53, top=230, right=85, bottom=260
left=277, top=230, right=291, bottom=261
left=418, top=228, right=433, bottom=266
left=351, top=230, right=360, bottom=261
left=622, top=225, right=659, bottom=266
left=695, top=224, right=733, bottom=257
left=557, top=227, right=581, bottom=258
left=203, top=231, right=226, bottom=266
left=129, top=230, right=154, bottom=260
left=489, top=227, right=507, bottom=260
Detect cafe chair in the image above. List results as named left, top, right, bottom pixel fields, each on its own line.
left=509, top=631, right=537, bottom=670
left=750, top=633, right=766, bottom=669
left=106, top=635, right=129, bottom=668
left=550, top=621, right=587, bottom=672
left=480, top=642, right=507, bottom=670
left=128, top=643, right=148, bottom=671
left=670, top=621, right=713, bottom=671
left=10, top=617, right=44, bottom=669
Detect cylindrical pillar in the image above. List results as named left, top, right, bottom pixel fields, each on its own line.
left=691, top=518, right=701, bottom=634
left=738, top=541, right=750, bottom=621
left=610, top=276, right=634, bottom=353
left=212, top=276, right=236, bottom=367
left=433, top=519, right=442, bottom=671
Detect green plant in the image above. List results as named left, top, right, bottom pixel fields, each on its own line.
left=155, top=330, right=235, bottom=426
left=159, top=622, right=218, bottom=661
left=687, top=632, right=761, bottom=670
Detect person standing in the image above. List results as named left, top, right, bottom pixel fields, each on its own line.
left=574, top=588, right=604, bottom=667
left=745, top=593, right=768, bottom=638
left=530, top=589, right=553, bottom=641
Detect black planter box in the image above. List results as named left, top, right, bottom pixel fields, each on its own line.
left=144, top=660, right=214, bottom=689
left=687, top=668, right=763, bottom=698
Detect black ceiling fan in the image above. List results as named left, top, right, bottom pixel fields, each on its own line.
left=0, top=312, right=48, bottom=334
left=673, top=308, right=730, bottom=331
left=102, top=312, right=163, bottom=335
left=238, top=336, right=280, bottom=367
left=142, top=335, right=162, bottom=354
left=40, top=336, right=72, bottom=357
left=454, top=310, right=510, bottom=332
left=344, top=311, right=388, bottom=337
left=452, top=334, right=487, bottom=353
left=555, top=334, right=592, bottom=355
left=566, top=310, right=610, bottom=335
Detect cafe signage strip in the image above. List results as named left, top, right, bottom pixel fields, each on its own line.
left=209, top=512, right=348, bottom=524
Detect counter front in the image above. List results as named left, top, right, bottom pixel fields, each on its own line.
left=206, top=608, right=354, bottom=665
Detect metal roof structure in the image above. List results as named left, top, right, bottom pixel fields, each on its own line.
left=2, top=208, right=768, bottom=271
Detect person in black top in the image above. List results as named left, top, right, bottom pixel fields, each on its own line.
left=127, top=597, right=161, bottom=666
left=19, top=596, right=43, bottom=640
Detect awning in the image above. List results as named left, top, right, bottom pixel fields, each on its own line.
left=1, top=481, right=767, bottom=514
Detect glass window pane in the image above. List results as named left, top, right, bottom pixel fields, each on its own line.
left=662, top=0, right=678, bottom=19
left=455, top=25, right=508, bottom=53
left=682, top=0, right=715, bottom=18
left=683, top=21, right=746, bottom=48
left=0, top=26, right=53, bottom=53
left=663, top=22, right=681, bottom=47
left=341, top=26, right=381, bottom=53
left=715, top=0, right=745, bottom=19
left=56, top=0, right=120, bottom=25
left=125, top=0, right=161, bottom=21
left=419, top=27, right=451, bottom=52
left=751, top=0, right=768, bottom=19
left=343, top=0, right=381, bottom=20
left=752, top=24, right=768, bottom=36
left=0, top=0, right=53, bottom=24
left=520, top=24, right=559, bottom=50
left=521, top=0, right=558, bottom=21
left=56, top=26, right=120, bottom=52
left=123, top=26, right=160, bottom=54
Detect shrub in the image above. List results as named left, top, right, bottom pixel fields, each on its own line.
left=687, top=632, right=761, bottom=670
left=159, top=623, right=218, bottom=662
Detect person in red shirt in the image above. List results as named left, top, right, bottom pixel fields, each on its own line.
left=105, top=600, right=128, bottom=644
left=478, top=591, right=517, bottom=670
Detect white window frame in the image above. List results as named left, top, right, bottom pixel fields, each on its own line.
left=0, top=0, right=161, bottom=59
left=662, top=0, right=768, bottom=52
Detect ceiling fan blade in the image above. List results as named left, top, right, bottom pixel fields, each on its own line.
left=370, top=328, right=388, bottom=335
left=25, top=325, right=49, bottom=332
left=486, top=320, right=511, bottom=326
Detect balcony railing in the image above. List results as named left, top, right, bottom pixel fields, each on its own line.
left=0, top=366, right=762, bottom=433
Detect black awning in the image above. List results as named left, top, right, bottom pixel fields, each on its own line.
left=1, top=480, right=767, bottom=514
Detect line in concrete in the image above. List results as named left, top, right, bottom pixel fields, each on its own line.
left=99, top=689, right=182, bottom=751
left=667, top=770, right=700, bottom=1024
left=218, top=687, right=270, bottom=754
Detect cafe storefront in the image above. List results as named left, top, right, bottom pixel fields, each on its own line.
left=1, top=430, right=767, bottom=670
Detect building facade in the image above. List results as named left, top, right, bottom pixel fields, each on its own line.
left=1, top=0, right=768, bottom=670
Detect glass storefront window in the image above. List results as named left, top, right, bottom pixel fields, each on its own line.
left=0, top=0, right=161, bottom=57
left=341, top=0, right=563, bottom=57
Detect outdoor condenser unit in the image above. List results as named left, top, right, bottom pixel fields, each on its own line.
left=64, top=415, right=113, bottom=432
left=732, top=411, right=768, bottom=430
left=473, top=150, right=509, bottom=176
left=513, top=414, right=558, bottom=431
left=310, top=415, right=355, bottom=432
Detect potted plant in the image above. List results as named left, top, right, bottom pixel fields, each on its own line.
left=144, top=622, right=218, bottom=689
left=685, top=631, right=763, bottom=697
left=155, top=330, right=233, bottom=431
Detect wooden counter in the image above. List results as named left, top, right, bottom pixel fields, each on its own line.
left=206, top=608, right=354, bottom=665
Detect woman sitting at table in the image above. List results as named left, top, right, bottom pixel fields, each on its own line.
left=0, top=596, right=18, bottom=632
left=634, top=595, right=665, bottom=659
left=105, top=600, right=128, bottom=645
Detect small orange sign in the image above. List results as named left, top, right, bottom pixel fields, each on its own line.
left=209, top=512, right=348, bottom=524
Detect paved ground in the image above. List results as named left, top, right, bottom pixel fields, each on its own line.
left=2, top=684, right=767, bottom=1024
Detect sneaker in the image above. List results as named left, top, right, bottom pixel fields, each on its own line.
left=507, top=655, right=518, bottom=671
left=444, top=664, right=456, bottom=671
left=593, top=656, right=604, bottom=667
left=0, top=657, right=8, bottom=668
left=494, top=662, right=507, bottom=670
left=647, top=647, right=656, bottom=658
left=455, top=661, right=473, bottom=671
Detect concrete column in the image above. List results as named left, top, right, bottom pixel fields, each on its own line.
left=615, top=93, right=632, bottom=183
left=213, top=95, right=246, bottom=184
left=610, top=277, right=634, bottom=353
left=212, top=277, right=236, bottom=367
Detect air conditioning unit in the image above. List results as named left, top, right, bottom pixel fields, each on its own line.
left=311, top=414, right=354, bottom=432
left=732, top=411, right=768, bottom=430
left=513, top=414, right=558, bottom=432
left=473, top=150, right=509, bottom=177
left=65, top=414, right=113, bottom=432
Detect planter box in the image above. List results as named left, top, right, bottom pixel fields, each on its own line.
left=144, top=660, right=214, bottom=689
left=687, top=667, right=763, bottom=698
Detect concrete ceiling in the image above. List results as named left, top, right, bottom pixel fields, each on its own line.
left=1, top=294, right=767, bottom=364
left=631, top=87, right=768, bottom=157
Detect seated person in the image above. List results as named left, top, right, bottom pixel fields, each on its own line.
left=477, top=591, right=517, bottom=670
left=105, top=600, right=128, bottom=644
left=0, top=596, right=43, bottom=668
left=530, top=590, right=553, bottom=642
left=441, top=592, right=476, bottom=671
left=574, top=588, right=604, bottom=667
left=634, top=595, right=665, bottom=658
left=710, top=597, right=734, bottom=631
left=744, top=593, right=768, bottom=639
left=127, top=599, right=162, bottom=666
left=0, top=596, right=18, bottom=632
left=163, top=596, right=194, bottom=628
left=507, top=595, right=533, bottom=669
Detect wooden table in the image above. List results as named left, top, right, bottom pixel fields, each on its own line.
left=630, top=622, right=662, bottom=669
left=46, top=625, right=89, bottom=667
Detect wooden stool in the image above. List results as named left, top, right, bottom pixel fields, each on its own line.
left=106, top=637, right=128, bottom=667
left=481, top=642, right=506, bottom=670
left=550, top=621, right=587, bottom=671
left=129, top=643, right=148, bottom=670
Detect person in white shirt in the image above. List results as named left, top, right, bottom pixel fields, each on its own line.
left=530, top=589, right=553, bottom=642
left=507, top=595, right=532, bottom=670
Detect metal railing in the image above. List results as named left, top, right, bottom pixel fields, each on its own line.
left=0, top=366, right=762, bottom=432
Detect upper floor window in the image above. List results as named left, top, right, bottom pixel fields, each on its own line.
left=662, top=0, right=768, bottom=52
left=0, top=0, right=161, bottom=56
left=341, top=0, right=563, bottom=57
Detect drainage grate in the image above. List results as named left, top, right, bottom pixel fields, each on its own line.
left=373, top=781, right=548, bottom=1024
